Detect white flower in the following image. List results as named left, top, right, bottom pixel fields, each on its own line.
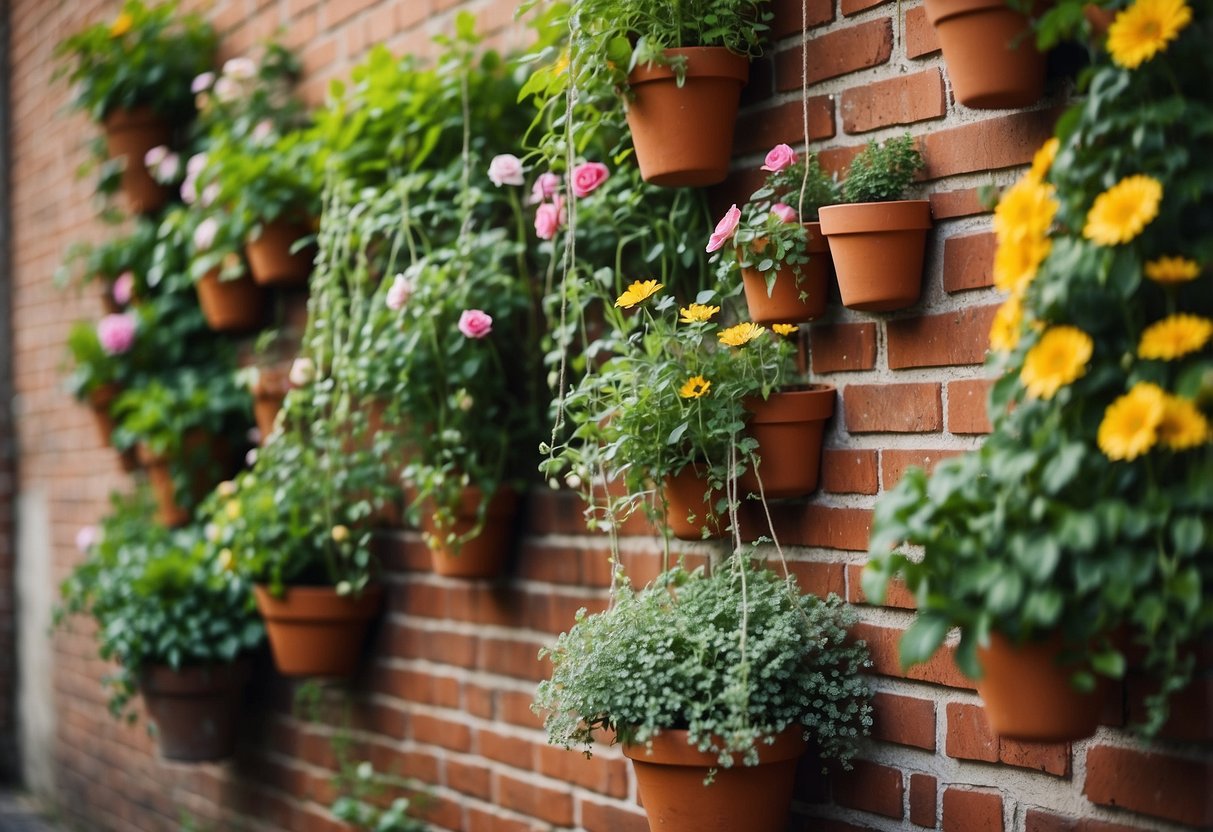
left=74, top=526, right=101, bottom=552
left=245, top=448, right=258, bottom=467
left=288, top=357, right=315, bottom=386
left=213, top=76, right=240, bottom=103
left=156, top=153, right=180, bottom=182
left=191, top=72, right=215, bottom=94
left=187, top=153, right=208, bottom=176
left=222, top=57, right=257, bottom=80
left=143, top=145, right=169, bottom=169
left=487, top=154, right=525, bottom=187
left=200, top=183, right=219, bottom=208
left=193, top=217, right=219, bottom=251
left=251, top=119, right=274, bottom=144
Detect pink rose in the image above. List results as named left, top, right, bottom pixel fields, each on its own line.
left=706, top=204, right=742, bottom=253
left=458, top=309, right=493, bottom=339
left=761, top=143, right=796, bottom=173
left=75, top=526, right=101, bottom=552
left=488, top=154, right=525, bottom=187
left=111, top=271, right=135, bottom=306
left=191, top=72, right=214, bottom=94
left=385, top=273, right=413, bottom=311
left=193, top=217, right=219, bottom=251
left=530, top=172, right=561, bottom=204
left=534, top=196, right=566, bottom=241
left=570, top=162, right=609, bottom=198
left=770, top=203, right=798, bottom=223
left=96, top=313, right=136, bottom=355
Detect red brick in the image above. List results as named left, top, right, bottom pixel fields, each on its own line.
left=945, top=702, right=999, bottom=763
left=811, top=323, right=878, bottom=374
left=832, top=759, right=905, bottom=819
left=465, top=807, right=535, bottom=832
left=494, top=772, right=575, bottom=827
left=447, top=758, right=493, bottom=800
left=477, top=636, right=546, bottom=680
left=1024, top=809, right=1158, bottom=832
left=772, top=0, right=836, bottom=37
left=580, top=798, right=650, bottom=832
left=841, top=69, right=946, bottom=134
left=477, top=731, right=535, bottom=769
left=887, top=306, right=999, bottom=369
left=910, top=773, right=938, bottom=828
left=999, top=735, right=1070, bottom=777
left=905, top=5, right=943, bottom=57
left=843, top=0, right=891, bottom=14
left=855, top=622, right=976, bottom=689
left=846, top=563, right=918, bottom=609
left=736, top=97, right=836, bottom=155
left=923, top=110, right=1062, bottom=180
left=787, top=561, right=847, bottom=599
left=1084, top=745, right=1213, bottom=827
left=871, top=692, right=937, bottom=750
left=754, top=503, right=873, bottom=551
left=537, top=745, right=629, bottom=798
left=776, top=19, right=894, bottom=90
left=931, top=188, right=992, bottom=220
left=942, top=787, right=1003, bottom=832
left=943, top=231, right=997, bottom=293
left=881, top=448, right=963, bottom=489
left=822, top=448, right=879, bottom=494
left=948, top=378, right=994, bottom=435
left=843, top=384, right=943, bottom=433
left=411, top=713, right=472, bottom=752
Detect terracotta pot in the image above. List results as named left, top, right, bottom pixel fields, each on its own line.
left=251, top=367, right=291, bottom=441
left=138, top=660, right=249, bottom=762
left=818, top=200, right=932, bottom=312
left=740, top=385, right=835, bottom=499
left=975, top=632, right=1104, bottom=742
left=246, top=218, right=315, bottom=287
left=623, top=728, right=807, bottom=832
left=137, top=433, right=235, bottom=527
left=625, top=47, right=750, bottom=187
left=103, top=107, right=173, bottom=215
left=662, top=466, right=728, bottom=541
left=195, top=268, right=266, bottom=333
left=740, top=223, right=832, bottom=325
left=422, top=487, right=518, bottom=578
left=925, top=0, right=1046, bottom=109
left=87, top=383, right=139, bottom=472
left=254, top=584, right=383, bottom=677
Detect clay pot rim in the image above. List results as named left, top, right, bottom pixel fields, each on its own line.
left=627, top=46, right=750, bottom=86
left=622, top=726, right=808, bottom=767
left=924, top=0, right=1034, bottom=25
left=102, top=104, right=166, bottom=131
left=818, top=200, right=933, bottom=235
left=744, top=384, right=836, bottom=424
left=253, top=583, right=383, bottom=622
left=138, top=658, right=251, bottom=695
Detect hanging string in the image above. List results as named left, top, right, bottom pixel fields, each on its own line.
left=796, top=0, right=812, bottom=220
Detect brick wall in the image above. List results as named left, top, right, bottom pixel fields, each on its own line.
left=9, top=1, right=1212, bottom=831
left=0, top=0, right=17, bottom=784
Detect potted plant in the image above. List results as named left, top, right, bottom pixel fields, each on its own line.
left=865, top=3, right=1210, bottom=741
left=925, top=0, right=1047, bottom=109
left=239, top=329, right=302, bottom=443
left=535, top=557, right=872, bottom=832
left=711, top=144, right=841, bottom=325
left=57, top=489, right=263, bottom=762
left=163, top=203, right=267, bottom=332
left=54, top=0, right=216, bottom=214
left=818, top=134, right=931, bottom=312
left=66, top=314, right=140, bottom=460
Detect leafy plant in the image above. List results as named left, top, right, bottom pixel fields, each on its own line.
left=839, top=133, right=926, bottom=204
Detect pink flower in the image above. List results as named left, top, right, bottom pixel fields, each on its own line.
left=144, top=145, right=169, bottom=169
left=570, top=162, right=609, bottom=198
left=213, top=76, right=240, bottom=103
left=186, top=153, right=208, bottom=177
left=386, top=273, right=414, bottom=311
left=530, top=172, right=561, bottom=204
left=75, top=526, right=101, bottom=552
left=706, top=204, right=742, bottom=252
left=96, top=313, right=136, bottom=355
left=458, top=309, right=493, bottom=339
left=155, top=152, right=180, bottom=183
left=191, top=72, right=215, bottom=94
left=193, top=217, right=219, bottom=251
left=111, top=271, right=135, bottom=306
left=761, top=144, right=796, bottom=173
left=200, top=183, right=220, bottom=208
left=222, top=57, right=257, bottom=80
left=534, top=196, right=566, bottom=241
left=180, top=175, right=198, bottom=205
left=770, top=203, right=798, bottom=223
left=488, top=154, right=525, bottom=187
left=251, top=119, right=274, bottom=144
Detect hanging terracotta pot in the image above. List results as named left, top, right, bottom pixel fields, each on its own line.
left=925, top=0, right=1046, bottom=109
left=103, top=106, right=173, bottom=215
left=138, top=433, right=235, bottom=527
left=740, top=385, right=835, bottom=499
left=251, top=366, right=291, bottom=441
left=422, top=487, right=518, bottom=578
left=625, top=47, right=750, bottom=187
left=195, top=267, right=266, bottom=333
left=245, top=218, right=315, bottom=288
left=87, top=383, right=139, bottom=472
left=623, top=728, right=807, bottom=832
left=975, top=632, right=1104, bottom=742
left=138, top=660, right=249, bottom=762
left=662, top=465, right=728, bottom=541
left=740, top=223, right=832, bottom=325
left=254, top=584, right=383, bottom=677
left=818, top=200, right=933, bottom=312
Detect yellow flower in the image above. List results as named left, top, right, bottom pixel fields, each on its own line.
left=679, top=303, right=720, bottom=323
left=771, top=323, right=799, bottom=336
left=331, top=524, right=350, bottom=543
left=679, top=375, right=711, bottom=398
left=217, top=480, right=237, bottom=498
left=218, top=548, right=235, bottom=572
left=1098, top=382, right=1166, bottom=460
left=717, top=322, right=765, bottom=347
left=1019, top=325, right=1094, bottom=399
left=993, top=235, right=1052, bottom=295
left=993, top=178, right=1058, bottom=245
left=224, top=500, right=241, bottom=520
left=1027, top=138, right=1060, bottom=182
left=1144, top=256, right=1201, bottom=284
left=1107, top=0, right=1192, bottom=69
left=989, top=294, right=1023, bottom=352
left=1137, top=314, right=1213, bottom=360
left=1158, top=394, right=1211, bottom=450
left=1082, top=175, right=1163, bottom=246
left=614, top=280, right=663, bottom=309
left=110, top=12, right=133, bottom=37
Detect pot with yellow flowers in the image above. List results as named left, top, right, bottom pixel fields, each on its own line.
left=864, top=0, right=1212, bottom=743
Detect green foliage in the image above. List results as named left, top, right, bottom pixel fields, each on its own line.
left=66, top=320, right=129, bottom=400
left=839, top=134, right=926, bottom=204
left=112, top=367, right=250, bottom=460
left=535, top=557, right=872, bottom=768
left=56, top=489, right=263, bottom=719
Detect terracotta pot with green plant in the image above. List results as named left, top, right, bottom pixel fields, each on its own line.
left=172, top=208, right=267, bottom=332
left=536, top=558, right=872, bottom=832
left=66, top=315, right=139, bottom=463
left=818, top=134, right=931, bottom=312
left=925, top=0, right=1046, bottom=109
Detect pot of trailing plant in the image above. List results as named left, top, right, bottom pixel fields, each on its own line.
left=245, top=218, right=316, bottom=288
left=740, top=223, right=832, bottom=325
left=422, top=487, right=518, bottom=578
left=87, top=383, right=139, bottom=472
left=925, top=0, right=1046, bottom=109
left=195, top=267, right=267, bottom=333
left=138, top=660, right=250, bottom=762
left=103, top=106, right=172, bottom=215
left=253, top=584, right=383, bottom=677
left=251, top=367, right=290, bottom=441
left=137, top=433, right=234, bottom=527
left=662, top=465, right=728, bottom=541
left=740, top=385, right=835, bottom=499
left=625, top=47, right=750, bottom=187
left=818, top=200, right=932, bottom=312
left=623, top=727, right=807, bottom=832
left=975, top=632, right=1104, bottom=742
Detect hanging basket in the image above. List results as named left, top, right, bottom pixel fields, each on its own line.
left=925, top=0, right=1047, bottom=109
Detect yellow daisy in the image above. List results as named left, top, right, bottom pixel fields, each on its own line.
left=679, top=375, right=711, bottom=399
left=614, top=280, right=663, bottom=309
left=110, top=12, right=133, bottom=37
left=1019, top=325, right=1094, bottom=399
left=1144, top=256, right=1201, bottom=284
left=1107, top=0, right=1192, bottom=70
left=1137, top=314, right=1213, bottom=360
left=993, top=235, right=1052, bottom=295
left=1028, top=138, right=1060, bottom=182
left=1158, top=394, right=1211, bottom=450
left=989, top=294, right=1023, bottom=352
left=717, top=322, right=765, bottom=347
left=993, top=178, right=1058, bottom=245
left=1098, top=382, right=1166, bottom=460
left=679, top=303, right=720, bottom=323
left=771, top=323, right=800, bottom=336
left=1083, top=175, right=1163, bottom=246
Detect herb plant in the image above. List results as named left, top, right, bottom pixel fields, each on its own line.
left=839, top=134, right=926, bottom=204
